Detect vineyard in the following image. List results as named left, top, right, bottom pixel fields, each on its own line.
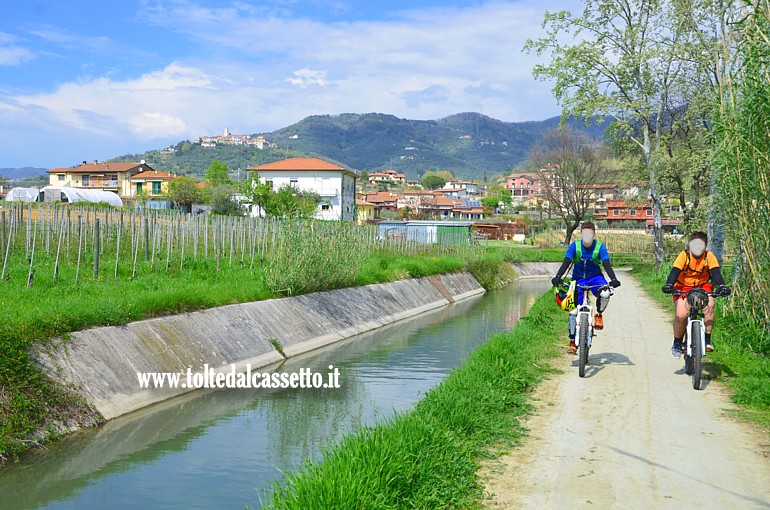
left=0, top=203, right=480, bottom=296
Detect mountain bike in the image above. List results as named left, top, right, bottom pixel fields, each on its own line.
left=667, top=288, right=725, bottom=390
left=567, top=282, right=613, bottom=378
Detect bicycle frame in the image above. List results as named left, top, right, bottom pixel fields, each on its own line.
left=671, top=288, right=722, bottom=390
left=573, top=284, right=609, bottom=349
left=568, top=282, right=613, bottom=378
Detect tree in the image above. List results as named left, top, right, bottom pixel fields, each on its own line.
left=268, top=185, right=320, bottom=219
left=481, top=183, right=512, bottom=211
left=167, top=176, right=202, bottom=213
left=525, top=0, right=694, bottom=267
left=422, top=173, right=447, bottom=190
left=360, top=170, right=369, bottom=182
left=210, top=184, right=244, bottom=216
left=529, top=127, right=612, bottom=245
left=206, top=160, right=231, bottom=187
left=238, top=173, right=320, bottom=219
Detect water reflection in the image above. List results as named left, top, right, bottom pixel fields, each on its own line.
left=0, top=279, right=550, bottom=510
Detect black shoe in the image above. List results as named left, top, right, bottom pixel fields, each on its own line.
left=671, top=340, right=683, bottom=359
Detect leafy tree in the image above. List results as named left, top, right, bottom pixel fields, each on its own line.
left=210, top=185, right=244, bottom=216
left=481, top=184, right=512, bottom=211
left=360, top=170, right=369, bottom=181
left=238, top=173, right=320, bottom=219
left=529, top=127, right=612, bottom=245
left=525, top=0, right=696, bottom=267
left=206, top=160, right=231, bottom=186
left=167, top=176, right=202, bottom=212
left=268, top=185, right=320, bottom=219
left=422, top=173, right=447, bottom=190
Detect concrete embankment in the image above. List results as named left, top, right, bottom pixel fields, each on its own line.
left=509, top=262, right=561, bottom=278
left=36, top=272, right=484, bottom=421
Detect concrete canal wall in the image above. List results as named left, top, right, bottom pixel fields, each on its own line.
left=36, top=272, right=484, bottom=421
left=510, top=262, right=562, bottom=277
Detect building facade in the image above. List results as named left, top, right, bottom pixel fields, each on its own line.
left=247, top=158, right=357, bottom=221
left=47, top=161, right=156, bottom=199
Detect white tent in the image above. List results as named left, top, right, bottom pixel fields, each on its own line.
left=42, top=186, right=124, bottom=207
left=4, top=187, right=39, bottom=202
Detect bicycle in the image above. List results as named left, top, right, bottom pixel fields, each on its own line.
left=562, top=282, right=614, bottom=378
left=665, top=288, right=726, bottom=390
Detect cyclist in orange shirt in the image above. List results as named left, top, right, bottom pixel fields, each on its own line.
left=661, top=231, right=730, bottom=358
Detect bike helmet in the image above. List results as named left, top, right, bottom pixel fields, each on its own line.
left=554, top=279, right=577, bottom=312
left=686, top=288, right=709, bottom=310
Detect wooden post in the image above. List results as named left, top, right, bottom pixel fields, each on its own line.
left=93, top=218, right=100, bottom=278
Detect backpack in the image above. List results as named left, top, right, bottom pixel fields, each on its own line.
left=681, top=248, right=710, bottom=277
left=574, top=240, right=603, bottom=265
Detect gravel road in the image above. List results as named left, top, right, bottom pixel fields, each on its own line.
left=482, top=272, right=770, bottom=509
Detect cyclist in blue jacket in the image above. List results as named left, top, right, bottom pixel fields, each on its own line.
left=551, top=221, right=621, bottom=354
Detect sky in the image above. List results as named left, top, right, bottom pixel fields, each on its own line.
left=0, top=0, right=581, bottom=169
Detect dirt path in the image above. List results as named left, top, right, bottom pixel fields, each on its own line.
left=482, top=272, right=770, bottom=509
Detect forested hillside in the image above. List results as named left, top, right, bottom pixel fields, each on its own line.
left=109, top=112, right=606, bottom=180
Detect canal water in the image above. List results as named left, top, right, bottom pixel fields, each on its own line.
left=0, top=278, right=551, bottom=510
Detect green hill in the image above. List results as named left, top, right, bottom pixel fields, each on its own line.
left=110, top=113, right=606, bottom=181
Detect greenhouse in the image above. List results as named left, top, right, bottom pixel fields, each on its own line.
left=41, top=186, right=124, bottom=206
left=4, top=187, right=40, bottom=202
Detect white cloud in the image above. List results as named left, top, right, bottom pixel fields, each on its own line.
left=13, top=63, right=216, bottom=139
left=0, top=32, right=35, bottom=66
left=129, top=112, right=188, bottom=138
left=3, top=1, right=585, bottom=166
left=287, top=68, right=329, bottom=88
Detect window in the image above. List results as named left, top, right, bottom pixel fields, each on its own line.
left=630, top=209, right=637, bottom=216
left=613, top=210, right=619, bottom=216
left=152, top=181, right=162, bottom=195
left=290, top=179, right=298, bottom=189
left=82, top=175, right=90, bottom=186
left=265, top=179, right=273, bottom=189
left=646, top=210, right=653, bottom=216
left=136, top=182, right=143, bottom=192
left=58, top=174, right=65, bottom=181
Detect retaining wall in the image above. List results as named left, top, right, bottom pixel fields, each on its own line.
left=36, top=272, right=484, bottom=420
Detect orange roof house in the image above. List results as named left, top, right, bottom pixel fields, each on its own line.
left=47, top=160, right=156, bottom=198
left=130, top=170, right=176, bottom=197
left=246, top=157, right=357, bottom=221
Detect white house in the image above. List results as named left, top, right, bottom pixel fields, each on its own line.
left=246, top=157, right=357, bottom=221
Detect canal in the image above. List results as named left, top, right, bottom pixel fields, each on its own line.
left=0, top=278, right=551, bottom=510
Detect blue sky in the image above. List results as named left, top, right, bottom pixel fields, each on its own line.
left=0, top=0, right=579, bottom=169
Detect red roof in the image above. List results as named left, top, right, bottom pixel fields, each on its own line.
left=364, top=191, right=400, bottom=204
left=48, top=162, right=149, bottom=174
left=356, top=199, right=375, bottom=207
left=132, top=170, right=175, bottom=180
left=248, top=157, right=346, bottom=172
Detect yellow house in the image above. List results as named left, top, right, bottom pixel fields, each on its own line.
left=47, top=161, right=156, bottom=198
left=130, top=170, right=176, bottom=197
left=356, top=199, right=376, bottom=223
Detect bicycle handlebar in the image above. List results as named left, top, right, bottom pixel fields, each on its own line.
left=668, top=289, right=726, bottom=298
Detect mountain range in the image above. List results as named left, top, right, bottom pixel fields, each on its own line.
left=3, top=113, right=608, bottom=182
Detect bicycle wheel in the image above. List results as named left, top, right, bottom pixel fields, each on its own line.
left=692, top=324, right=703, bottom=390
left=578, top=315, right=589, bottom=378
left=684, top=326, right=694, bottom=375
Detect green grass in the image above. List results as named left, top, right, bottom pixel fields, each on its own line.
left=264, top=291, right=563, bottom=509
left=630, top=264, right=770, bottom=431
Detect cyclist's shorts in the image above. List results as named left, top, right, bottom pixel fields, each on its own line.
left=672, top=283, right=713, bottom=302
